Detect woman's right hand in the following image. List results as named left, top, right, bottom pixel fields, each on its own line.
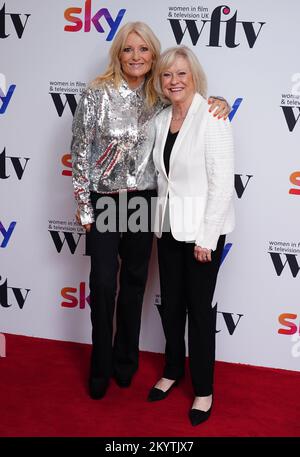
left=76, top=209, right=92, bottom=232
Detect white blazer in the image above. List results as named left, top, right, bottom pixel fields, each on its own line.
left=153, top=93, right=235, bottom=251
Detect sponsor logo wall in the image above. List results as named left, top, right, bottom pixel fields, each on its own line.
left=1, top=0, right=299, bottom=371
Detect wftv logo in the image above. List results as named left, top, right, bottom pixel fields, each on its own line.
left=268, top=240, right=300, bottom=278
left=49, top=220, right=89, bottom=255
left=280, top=104, right=300, bottom=132
left=0, top=74, right=16, bottom=115
left=0, top=221, right=16, bottom=248
left=235, top=174, right=253, bottom=199
left=0, top=275, right=30, bottom=309
left=168, top=5, right=265, bottom=47
left=0, top=148, right=30, bottom=180
left=49, top=81, right=85, bottom=117
left=0, top=3, right=30, bottom=39
left=289, top=171, right=300, bottom=195
left=50, top=93, right=78, bottom=117
left=280, top=74, right=300, bottom=132
left=61, top=282, right=90, bottom=308
left=64, top=0, right=126, bottom=41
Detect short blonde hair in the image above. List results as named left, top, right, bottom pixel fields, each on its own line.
left=154, top=45, right=207, bottom=104
left=91, top=22, right=161, bottom=107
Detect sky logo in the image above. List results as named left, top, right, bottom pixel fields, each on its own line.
left=289, top=171, right=300, bottom=195
left=61, top=282, right=90, bottom=309
left=228, top=98, right=243, bottom=121
left=64, top=0, right=126, bottom=41
left=61, top=153, right=72, bottom=176
left=0, top=221, right=17, bottom=248
left=220, top=243, right=232, bottom=265
left=278, top=313, right=299, bottom=335
left=0, top=73, right=16, bottom=115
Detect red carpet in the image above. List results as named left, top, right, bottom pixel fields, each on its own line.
left=0, top=334, right=299, bottom=437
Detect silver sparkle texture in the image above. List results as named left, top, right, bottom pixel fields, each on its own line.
left=71, top=79, right=163, bottom=225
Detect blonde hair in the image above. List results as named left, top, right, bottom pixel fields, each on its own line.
left=154, top=45, right=207, bottom=104
left=90, top=22, right=161, bottom=107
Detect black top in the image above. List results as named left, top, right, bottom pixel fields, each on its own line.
left=163, top=129, right=179, bottom=176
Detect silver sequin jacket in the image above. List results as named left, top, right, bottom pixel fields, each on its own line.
left=71, top=79, right=163, bottom=225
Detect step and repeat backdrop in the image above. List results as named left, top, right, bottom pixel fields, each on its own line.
left=1, top=0, right=299, bottom=370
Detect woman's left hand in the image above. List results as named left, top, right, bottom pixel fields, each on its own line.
left=194, top=246, right=212, bottom=263
left=207, top=97, right=230, bottom=119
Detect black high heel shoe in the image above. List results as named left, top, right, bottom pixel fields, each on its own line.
left=189, top=400, right=213, bottom=426
left=147, top=379, right=179, bottom=402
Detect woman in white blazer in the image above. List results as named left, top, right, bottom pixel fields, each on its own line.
left=147, top=46, right=235, bottom=426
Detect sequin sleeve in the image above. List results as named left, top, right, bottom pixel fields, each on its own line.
left=71, top=89, right=97, bottom=225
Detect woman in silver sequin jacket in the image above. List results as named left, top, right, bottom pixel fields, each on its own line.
left=71, top=21, right=230, bottom=400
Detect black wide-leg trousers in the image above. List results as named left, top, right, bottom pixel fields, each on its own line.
left=88, top=190, right=155, bottom=380
left=157, top=231, right=225, bottom=396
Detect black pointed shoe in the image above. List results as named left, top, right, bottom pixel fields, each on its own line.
left=89, top=377, right=109, bottom=399
left=189, top=404, right=212, bottom=426
left=147, top=379, right=179, bottom=402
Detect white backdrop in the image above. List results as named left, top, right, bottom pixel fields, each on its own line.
left=1, top=0, right=299, bottom=371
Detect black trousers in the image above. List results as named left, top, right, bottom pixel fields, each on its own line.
left=157, top=231, right=225, bottom=396
left=88, top=190, right=155, bottom=380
